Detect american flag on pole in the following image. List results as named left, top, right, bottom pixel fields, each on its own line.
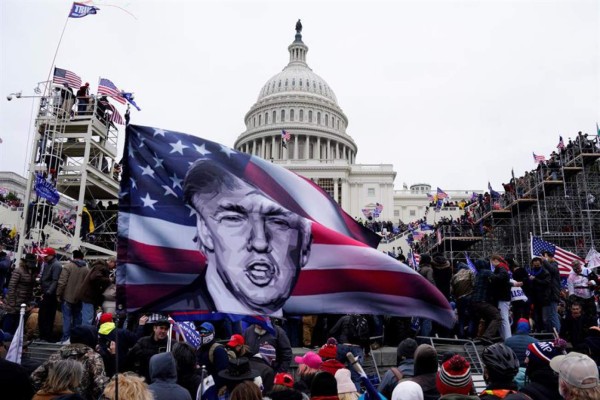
left=99, top=100, right=124, bottom=125
left=53, top=67, right=82, bottom=89
left=531, top=236, right=585, bottom=277
left=98, top=78, right=126, bottom=104
left=557, top=136, right=565, bottom=150
left=533, top=152, right=546, bottom=163
left=408, top=252, right=420, bottom=269
left=436, top=187, right=448, bottom=199
left=118, top=125, right=454, bottom=326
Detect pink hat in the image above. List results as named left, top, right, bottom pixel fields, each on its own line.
left=294, top=351, right=322, bottom=370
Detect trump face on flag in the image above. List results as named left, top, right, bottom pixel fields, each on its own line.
left=184, top=160, right=312, bottom=315
left=119, top=124, right=455, bottom=327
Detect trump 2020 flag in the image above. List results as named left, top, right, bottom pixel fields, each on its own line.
left=118, top=125, right=454, bottom=326
left=68, top=2, right=99, bottom=18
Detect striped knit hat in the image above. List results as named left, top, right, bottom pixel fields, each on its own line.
left=436, top=355, right=473, bottom=395
left=525, top=341, right=564, bottom=370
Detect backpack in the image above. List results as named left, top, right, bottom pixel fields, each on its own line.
left=351, top=314, right=369, bottom=341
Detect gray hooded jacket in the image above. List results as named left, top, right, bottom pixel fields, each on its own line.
left=148, top=352, right=192, bottom=400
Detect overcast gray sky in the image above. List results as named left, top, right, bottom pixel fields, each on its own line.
left=1, top=0, right=598, bottom=191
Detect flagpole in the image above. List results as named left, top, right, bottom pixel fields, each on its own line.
left=114, top=305, right=121, bottom=400
left=43, top=16, right=71, bottom=98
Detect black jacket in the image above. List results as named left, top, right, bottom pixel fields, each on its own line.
left=249, top=355, right=275, bottom=393
left=524, top=267, right=551, bottom=306
left=520, top=369, right=561, bottom=400
left=543, top=260, right=561, bottom=302
left=126, top=334, right=168, bottom=382
left=490, top=267, right=512, bottom=302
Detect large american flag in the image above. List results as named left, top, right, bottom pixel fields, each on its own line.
left=98, top=78, right=126, bottom=104
left=531, top=236, right=585, bottom=277
left=53, top=67, right=82, bottom=89
left=118, top=125, right=454, bottom=326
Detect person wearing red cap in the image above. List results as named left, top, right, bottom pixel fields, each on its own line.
left=39, top=247, right=62, bottom=342
left=227, top=334, right=247, bottom=357
left=76, top=83, right=90, bottom=115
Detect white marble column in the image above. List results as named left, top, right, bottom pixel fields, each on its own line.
left=305, top=136, right=309, bottom=159
left=336, top=142, right=339, bottom=159
left=261, top=137, right=266, bottom=159
left=327, top=139, right=331, bottom=160
left=317, top=137, right=321, bottom=160
left=334, top=179, right=339, bottom=204
left=294, top=135, right=298, bottom=159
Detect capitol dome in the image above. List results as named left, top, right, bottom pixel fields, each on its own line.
left=234, top=24, right=357, bottom=164
left=257, top=65, right=338, bottom=104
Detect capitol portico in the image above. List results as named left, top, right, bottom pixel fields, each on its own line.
left=234, top=22, right=398, bottom=220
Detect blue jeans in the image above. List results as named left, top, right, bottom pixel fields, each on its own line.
left=81, top=302, right=95, bottom=325
left=419, top=318, right=432, bottom=337
left=543, top=302, right=560, bottom=333
left=337, top=343, right=364, bottom=390
left=62, top=302, right=82, bottom=341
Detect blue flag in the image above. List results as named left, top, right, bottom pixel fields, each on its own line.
left=420, top=223, right=434, bottom=231
left=121, top=92, right=141, bottom=111
left=464, top=252, right=478, bottom=275
left=68, top=2, right=99, bottom=18
left=488, top=182, right=500, bottom=200
left=173, top=320, right=201, bottom=347
left=34, top=173, right=60, bottom=205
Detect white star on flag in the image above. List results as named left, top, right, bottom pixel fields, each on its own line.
left=162, top=185, right=178, bottom=197
left=194, top=143, right=211, bottom=156
left=170, top=140, right=189, bottom=155
left=153, top=154, right=164, bottom=169
left=141, top=193, right=158, bottom=210
left=186, top=204, right=197, bottom=217
left=153, top=128, right=167, bottom=137
left=139, top=164, right=155, bottom=178
left=170, top=173, right=183, bottom=189
left=130, top=177, right=137, bottom=189
left=136, top=132, right=146, bottom=148
left=220, top=144, right=236, bottom=157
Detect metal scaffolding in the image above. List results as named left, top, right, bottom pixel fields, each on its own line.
left=420, top=134, right=600, bottom=265
left=16, top=84, right=121, bottom=259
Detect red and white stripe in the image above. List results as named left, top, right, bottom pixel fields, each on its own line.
left=554, top=247, right=585, bottom=277
left=119, top=211, right=455, bottom=326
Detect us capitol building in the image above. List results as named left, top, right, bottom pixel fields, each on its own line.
left=234, top=22, right=474, bottom=223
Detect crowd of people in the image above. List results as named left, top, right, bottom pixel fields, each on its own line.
left=0, top=245, right=599, bottom=399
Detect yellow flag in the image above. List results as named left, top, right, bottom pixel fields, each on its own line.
left=82, top=207, right=95, bottom=233
left=9, top=225, right=17, bottom=239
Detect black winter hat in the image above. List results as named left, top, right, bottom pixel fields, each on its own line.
left=420, top=254, right=432, bottom=265
left=310, top=372, right=338, bottom=397
left=397, top=338, right=418, bottom=361
left=70, top=325, right=98, bottom=348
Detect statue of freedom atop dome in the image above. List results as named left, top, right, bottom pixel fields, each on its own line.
left=296, top=19, right=302, bottom=34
